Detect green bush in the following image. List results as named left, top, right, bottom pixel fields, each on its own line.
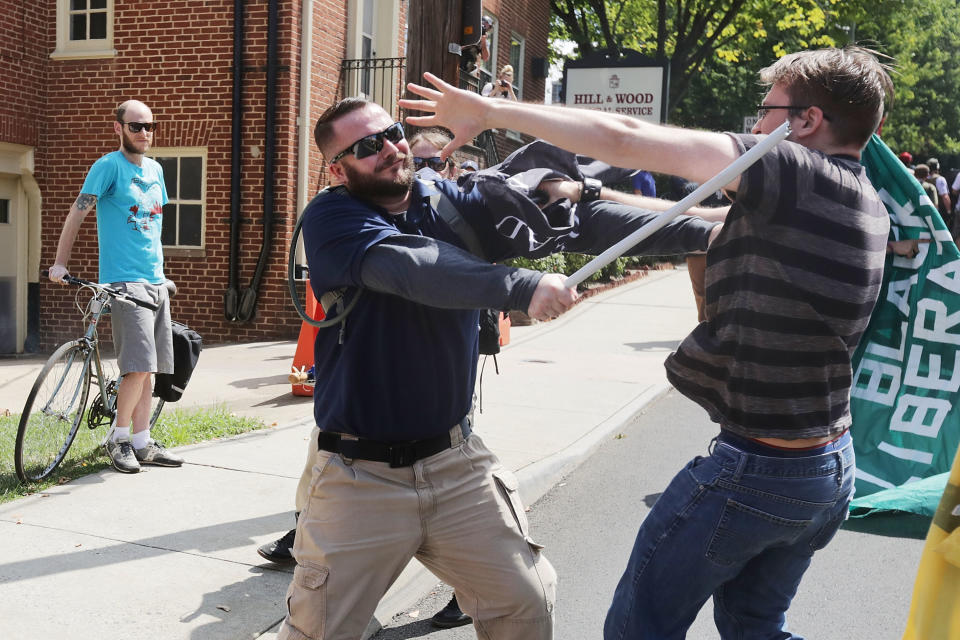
left=562, top=253, right=602, bottom=283
left=506, top=254, right=567, bottom=275
left=507, top=253, right=662, bottom=288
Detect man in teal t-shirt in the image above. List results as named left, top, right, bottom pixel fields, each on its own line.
left=49, top=100, right=183, bottom=474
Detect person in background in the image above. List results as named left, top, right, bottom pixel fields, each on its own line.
left=48, top=99, right=182, bottom=474
left=926, top=157, right=952, bottom=230
left=409, top=128, right=459, bottom=181
left=482, top=65, right=517, bottom=101
left=914, top=163, right=939, bottom=210
left=631, top=170, right=656, bottom=197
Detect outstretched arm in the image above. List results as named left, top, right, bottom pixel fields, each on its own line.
left=400, top=72, right=743, bottom=191
left=538, top=179, right=729, bottom=222
left=535, top=180, right=726, bottom=253
left=361, top=235, right=578, bottom=320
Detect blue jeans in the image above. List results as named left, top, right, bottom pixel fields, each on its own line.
left=604, top=430, right=854, bottom=640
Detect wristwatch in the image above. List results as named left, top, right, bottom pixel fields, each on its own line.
left=580, top=177, right=602, bottom=203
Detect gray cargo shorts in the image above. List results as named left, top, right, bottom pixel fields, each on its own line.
left=109, top=282, right=174, bottom=376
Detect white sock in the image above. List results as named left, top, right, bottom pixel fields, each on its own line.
left=112, top=426, right=131, bottom=443
left=132, top=429, right=151, bottom=450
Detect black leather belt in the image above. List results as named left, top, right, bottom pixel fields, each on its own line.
left=317, top=419, right=471, bottom=467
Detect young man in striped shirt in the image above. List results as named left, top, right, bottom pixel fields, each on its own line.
left=403, top=46, right=894, bottom=639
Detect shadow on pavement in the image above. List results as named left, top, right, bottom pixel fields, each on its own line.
left=253, top=392, right=313, bottom=409
left=372, top=619, right=445, bottom=639
left=185, top=570, right=288, bottom=640
left=0, top=511, right=296, bottom=584
left=624, top=340, right=680, bottom=352
left=230, top=374, right=291, bottom=390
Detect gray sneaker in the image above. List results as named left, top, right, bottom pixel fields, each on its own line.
left=104, top=439, right=141, bottom=474
left=134, top=440, right=184, bottom=467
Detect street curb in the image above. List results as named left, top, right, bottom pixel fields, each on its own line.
left=514, top=382, right=672, bottom=507
left=362, top=382, right=673, bottom=638
left=172, top=414, right=316, bottom=455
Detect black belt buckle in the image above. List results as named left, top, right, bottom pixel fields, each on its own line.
left=387, top=442, right=417, bottom=467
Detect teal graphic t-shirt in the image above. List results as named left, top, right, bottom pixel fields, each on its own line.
left=81, top=151, right=168, bottom=284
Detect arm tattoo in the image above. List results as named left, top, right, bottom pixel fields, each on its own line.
left=74, top=193, right=97, bottom=211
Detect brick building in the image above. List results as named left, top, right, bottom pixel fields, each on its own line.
left=0, top=0, right=549, bottom=355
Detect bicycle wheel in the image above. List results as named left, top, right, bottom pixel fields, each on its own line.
left=15, top=341, right=93, bottom=482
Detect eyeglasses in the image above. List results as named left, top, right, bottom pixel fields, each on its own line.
left=331, top=122, right=405, bottom=163
left=755, top=105, right=831, bottom=122
left=413, top=156, right=450, bottom=172
left=121, top=121, right=158, bottom=133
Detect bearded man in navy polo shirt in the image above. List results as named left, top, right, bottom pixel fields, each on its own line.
left=275, top=98, right=573, bottom=640
left=276, top=96, right=722, bottom=640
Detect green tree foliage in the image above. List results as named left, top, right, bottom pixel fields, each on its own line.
left=551, top=0, right=855, bottom=116
left=552, top=1, right=960, bottom=163
left=855, top=0, right=960, bottom=159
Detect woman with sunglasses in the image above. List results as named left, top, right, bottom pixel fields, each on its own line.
left=409, top=128, right=458, bottom=180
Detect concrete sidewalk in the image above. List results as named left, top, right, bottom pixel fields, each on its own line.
left=0, top=269, right=698, bottom=640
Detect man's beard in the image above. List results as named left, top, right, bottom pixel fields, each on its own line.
left=121, top=129, right=150, bottom=155
left=343, top=153, right=415, bottom=200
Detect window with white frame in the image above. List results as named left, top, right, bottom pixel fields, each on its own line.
left=52, top=0, right=115, bottom=60
left=150, top=149, right=206, bottom=249
left=506, top=33, right=526, bottom=140
left=360, top=0, right=376, bottom=95
left=509, top=33, right=525, bottom=99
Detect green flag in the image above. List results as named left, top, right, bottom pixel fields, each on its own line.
left=851, top=135, right=960, bottom=500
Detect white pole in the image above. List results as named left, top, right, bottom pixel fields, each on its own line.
left=564, top=121, right=792, bottom=289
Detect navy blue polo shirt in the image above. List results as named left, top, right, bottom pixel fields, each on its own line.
left=302, top=178, right=491, bottom=441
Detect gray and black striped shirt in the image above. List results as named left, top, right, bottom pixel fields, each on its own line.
left=665, top=134, right=890, bottom=439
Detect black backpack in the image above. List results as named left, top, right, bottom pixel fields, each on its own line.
left=154, top=322, right=203, bottom=402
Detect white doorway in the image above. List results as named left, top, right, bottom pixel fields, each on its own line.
left=0, top=174, right=25, bottom=353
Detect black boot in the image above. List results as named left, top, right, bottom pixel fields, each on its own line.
left=257, top=513, right=298, bottom=564
left=431, top=594, right=472, bottom=628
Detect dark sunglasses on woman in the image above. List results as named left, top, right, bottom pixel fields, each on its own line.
left=413, top=156, right=450, bottom=172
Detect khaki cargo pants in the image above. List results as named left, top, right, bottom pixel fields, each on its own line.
left=278, top=427, right=556, bottom=640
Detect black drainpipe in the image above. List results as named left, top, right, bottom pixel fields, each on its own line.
left=238, top=0, right=278, bottom=322
left=224, top=0, right=244, bottom=321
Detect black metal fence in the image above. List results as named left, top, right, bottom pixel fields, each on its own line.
left=339, top=57, right=406, bottom=119
left=338, top=56, right=500, bottom=167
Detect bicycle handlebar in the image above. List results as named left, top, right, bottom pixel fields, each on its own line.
left=42, top=270, right=160, bottom=312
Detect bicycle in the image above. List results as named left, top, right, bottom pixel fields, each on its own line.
left=14, top=275, right=167, bottom=483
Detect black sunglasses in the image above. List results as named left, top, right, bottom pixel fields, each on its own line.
left=755, top=105, right=831, bottom=122
left=121, top=121, right=158, bottom=133
left=413, top=156, right=450, bottom=172
left=331, top=122, right=405, bottom=163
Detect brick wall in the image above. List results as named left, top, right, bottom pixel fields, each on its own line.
left=35, top=0, right=331, bottom=349
left=477, top=0, right=550, bottom=159
left=13, top=0, right=537, bottom=351
left=0, top=1, right=44, bottom=148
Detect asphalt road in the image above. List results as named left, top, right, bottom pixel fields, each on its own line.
left=373, top=390, right=924, bottom=640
